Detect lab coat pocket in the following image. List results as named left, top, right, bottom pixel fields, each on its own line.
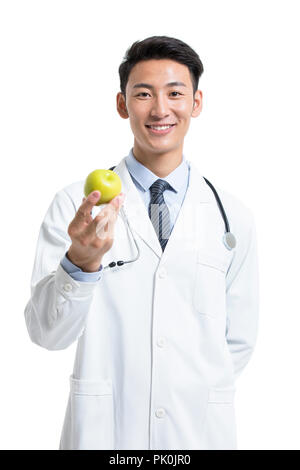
left=203, top=387, right=237, bottom=450
left=193, top=252, right=227, bottom=319
left=69, top=375, right=114, bottom=450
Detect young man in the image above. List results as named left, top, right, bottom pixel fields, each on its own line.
left=24, top=36, right=259, bottom=450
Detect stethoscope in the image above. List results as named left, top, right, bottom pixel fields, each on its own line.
left=102, top=166, right=236, bottom=270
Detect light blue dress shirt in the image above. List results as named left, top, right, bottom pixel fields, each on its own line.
left=60, top=147, right=190, bottom=281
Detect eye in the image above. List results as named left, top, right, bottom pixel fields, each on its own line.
left=136, top=91, right=183, bottom=97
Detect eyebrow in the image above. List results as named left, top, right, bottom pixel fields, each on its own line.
left=132, top=81, right=187, bottom=90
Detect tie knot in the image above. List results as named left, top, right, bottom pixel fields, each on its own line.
left=149, top=179, right=172, bottom=197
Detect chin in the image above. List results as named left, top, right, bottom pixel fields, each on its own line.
left=148, top=143, right=179, bottom=155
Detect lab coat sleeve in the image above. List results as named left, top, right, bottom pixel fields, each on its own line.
left=24, top=188, right=102, bottom=351
left=225, top=209, right=259, bottom=381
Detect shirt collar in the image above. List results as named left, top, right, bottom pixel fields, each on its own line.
left=125, top=147, right=189, bottom=194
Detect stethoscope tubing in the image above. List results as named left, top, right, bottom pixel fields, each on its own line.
left=103, top=206, right=140, bottom=270
left=102, top=167, right=236, bottom=270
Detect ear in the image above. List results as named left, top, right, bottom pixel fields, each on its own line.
left=191, top=90, right=203, bottom=117
left=116, top=92, right=129, bottom=119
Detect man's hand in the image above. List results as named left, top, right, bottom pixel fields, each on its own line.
left=67, top=190, right=125, bottom=272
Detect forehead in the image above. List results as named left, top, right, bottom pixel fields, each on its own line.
left=127, top=59, right=193, bottom=89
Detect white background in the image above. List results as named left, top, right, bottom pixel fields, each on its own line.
left=0, top=0, right=299, bottom=450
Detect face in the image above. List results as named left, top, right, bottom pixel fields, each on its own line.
left=117, top=59, right=202, bottom=158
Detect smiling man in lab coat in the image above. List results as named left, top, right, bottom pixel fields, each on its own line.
left=24, top=35, right=259, bottom=450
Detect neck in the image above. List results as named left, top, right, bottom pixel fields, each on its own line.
left=132, top=143, right=183, bottom=178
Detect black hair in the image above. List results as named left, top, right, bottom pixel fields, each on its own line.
left=118, top=35, right=204, bottom=101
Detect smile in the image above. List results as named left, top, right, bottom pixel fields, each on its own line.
left=145, top=124, right=176, bottom=135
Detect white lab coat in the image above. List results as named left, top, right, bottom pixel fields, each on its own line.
left=24, top=156, right=259, bottom=450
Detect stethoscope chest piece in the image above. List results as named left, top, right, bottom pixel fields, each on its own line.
left=105, top=168, right=237, bottom=267
left=223, top=231, right=237, bottom=250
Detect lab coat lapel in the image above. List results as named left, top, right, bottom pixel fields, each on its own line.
left=113, top=157, right=215, bottom=260
left=113, top=158, right=162, bottom=258
left=160, top=160, right=215, bottom=261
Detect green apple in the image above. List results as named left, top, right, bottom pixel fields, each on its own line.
left=84, top=169, right=122, bottom=205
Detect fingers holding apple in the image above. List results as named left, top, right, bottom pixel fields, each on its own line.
left=93, top=192, right=126, bottom=240
left=68, top=190, right=101, bottom=237
left=66, top=171, right=125, bottom=273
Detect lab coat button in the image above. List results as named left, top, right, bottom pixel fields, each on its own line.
left=158, top=268, right=167, bottom=279
left=63, top=283, right=73, bottom=292
left=155, top=408, right=165, bottom=418
left=157, top=337, right=166, bottom=348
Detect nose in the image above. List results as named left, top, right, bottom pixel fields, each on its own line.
left=149, top=94, right=170, bottom=119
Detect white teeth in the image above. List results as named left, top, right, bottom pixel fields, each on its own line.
left=149, top=125, right=173, bottom=130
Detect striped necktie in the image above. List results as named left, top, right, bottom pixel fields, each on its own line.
left=148, top=179, right=173, bottom=252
